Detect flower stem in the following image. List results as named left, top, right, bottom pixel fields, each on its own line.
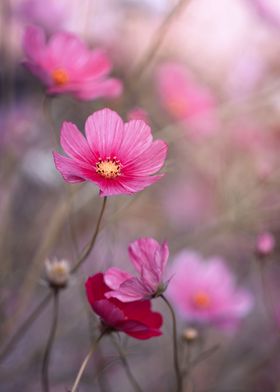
left=0, top=292, right=52, bottom=363
left=111, top=336, right=143, bottom=392
left=71, top=332, right=104, bottom=392
left=41, top=289, right=59, bottom=392
left=161, top=294, right=182, bottom=392
left=71, top=196, right=107, bottom=273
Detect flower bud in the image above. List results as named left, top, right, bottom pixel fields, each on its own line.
left=256, top=232, right=275, bottom=258
left=45, top=258, right=70, bottom=289
left=182, top=327, right=199, bottom=343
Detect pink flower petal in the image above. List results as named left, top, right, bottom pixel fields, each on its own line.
left=104, top=267, right=133, bottom=290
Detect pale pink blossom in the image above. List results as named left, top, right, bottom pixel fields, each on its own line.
left=22, top=25, right=122, bottom=101
left=167, top=251, right=253, bottom=331
left=53, top=109, right=167, bottom=196
left=155, top=62, right=218, bottom=138
left=104, top=237, right=169, bottom=301
left=256, top=232, right=275, bottom=257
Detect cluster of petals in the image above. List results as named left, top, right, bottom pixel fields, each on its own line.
left=85, top=273, right=163, bottom=339
left=104, top=237, right=169, bottom=302
left=167, top=251, right=253, bottom=331
left=22, top=25, right=122, bottom=100
left=53, top=108, right=168, bottom=196
left=155, top=62, right=218, bottom=138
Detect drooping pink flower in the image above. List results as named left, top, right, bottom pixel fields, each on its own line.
left=53, top=108, right=168, bottom=196
left=85, top=273, right=163, bottom=339
left=256, top=232, right=275, bottom=258
left=22, top=25, right=122, bottom=101
left=167, top=251, right=253, bottom=331
left=155, top=62, right=218, bottom=138
left=104, top=237, right=169, bottom=302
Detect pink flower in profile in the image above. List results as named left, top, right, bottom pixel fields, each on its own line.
left=86, top=273, right=163, bottom=339
left=167, top=251, right=253, bottom=331
left=256, top=232, right=275, bottom=258
left=104, top=237, right=169, bottom=302
left=22, top=25, right=122, bottom=101
left=155, top=62, right=218, bottom=138
left=53, top=109, right=168, bottom=196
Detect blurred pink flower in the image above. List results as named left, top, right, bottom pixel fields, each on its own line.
left=53, top=108, right=168, bottom=196
left=86, top=273, right=163, bottom=339
left=256, top=232, right=275, bottom=257
left=22, top=25, right=122, bottom=101
left=18, top=0, right=69, bottom=33
left=104, top=237, right=169, bottom=302
left=167, top=251, right=253, bottom=331
left=155, top=62, right=218, bottom=138
left=127, top=107, right=150, bottom=124
left=246, top=0, right=280, bottom=29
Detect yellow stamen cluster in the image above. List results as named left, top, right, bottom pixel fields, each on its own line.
left=192, top=291, right=210, bottom=309
left=52, top=68, right=69, bottom=86
left=96, top=157, right=121, bottom=179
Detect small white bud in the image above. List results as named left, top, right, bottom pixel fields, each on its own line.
left=45, top=258, right=70, bottom=288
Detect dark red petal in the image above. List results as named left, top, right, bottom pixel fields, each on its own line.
left=117, top=320, right=162, bottom=340
left=85, top=273, right=109, bottom=305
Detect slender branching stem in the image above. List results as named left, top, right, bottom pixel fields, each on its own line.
left=160, top=294, right=182, bottom=392
left=111, top=336, right=143, bottom=392
left=41, top=289, right=60, bottom=392
left=132, top=0, right=190, bottom=81
left=71, top=332, right=105, bottom=392
left=71, top=196, right=107, bottom=273
left=0, top=292, right=52, bottom=363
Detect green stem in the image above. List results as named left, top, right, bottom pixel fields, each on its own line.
left=111, top=336, right=143, bottom=392
left=71, top=332, right=104, bottom=392
left=71, top=196, right=107, bottom=273
left=41, top=289, right=59, bottom=392
left=161, top=294, right=182, bottom=392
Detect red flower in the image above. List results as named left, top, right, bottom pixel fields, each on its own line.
left=85, top=273, right=163, bottom=340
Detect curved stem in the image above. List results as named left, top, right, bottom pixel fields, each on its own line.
left=41, top=289, right=60, bottom=392
left=71, top=196, right=107, bottom=273
left=111, top=336, right=143, bottom=392
left=0, top=292, right=52, bottom=363
left=161, top=294, right=182, bottom=392
left=71, top=332, right=104, bottom=392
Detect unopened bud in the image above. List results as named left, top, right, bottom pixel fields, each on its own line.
left=45, top=258, right=70, bottom=289
left=182, top=327, right=199, bottom=343
left=256, top=232, right=275, bottom=258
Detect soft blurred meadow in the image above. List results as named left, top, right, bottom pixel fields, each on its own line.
left=1, top=0, right=280, bottom=391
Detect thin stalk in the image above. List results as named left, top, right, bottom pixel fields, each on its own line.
left=132, top=0, right=190, bottom=81
left=111, top=336, right=143, bottom=392
left=0, top=293, right=52, bottom=363
left=71, top=196, right=107, bottom=273
left=161, top=294, right=182, bottom=392
left=41, top=289, right=60, bottom=392
left=71, top=332, right=104, bottom=392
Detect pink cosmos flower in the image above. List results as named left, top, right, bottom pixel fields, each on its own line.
left=155, top=62, right=218, bottom=138
left=104, top=237, right=169, bottom=302
left=85, top=273, right=163, bottom=339
left=53, top=108, right=168, bottom=196
left=167, top=251, right=253, bottom=331
left=22, top=25, right=122, bottom=100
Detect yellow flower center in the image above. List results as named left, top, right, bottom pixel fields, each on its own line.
left=52, top=68, right=69, bottom=86
left=167, top=98, right=187, bottom=118
left=192, top=291, right=211, bottom=309
left=96, top=157, right=121, bottom=179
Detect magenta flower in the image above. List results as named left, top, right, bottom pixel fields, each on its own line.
left=104, top=237, right=169, bottom=302
left=53, top=109, right=168, bottom=196
left=167, top=251, right=253, bottom=331
left=22, top=25, right=122, bottom=101
left=256, top=232, right=275, bottom=258
left=155, top=62, right=218, bottom=138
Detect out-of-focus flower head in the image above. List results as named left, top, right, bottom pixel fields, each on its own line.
left=22, top=25, right=123, bottom=101
left=53, top=108, right=168, bottom=196
left=256, top=232, right=275, bottom=258
left=45, top=258, right=70, bottom=289
left=85, top=273, right=163, bottom=339
left=17, top=0, right=69, bottom=34
left=155, top=62, right=218, bottom=138
left=104, top=237, right=169, bottom=302
left=167, top=251, right=253, bottom=331
left=246, top=0, right=280, bottom=30
left=127, top=107, right=150, bottom=124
